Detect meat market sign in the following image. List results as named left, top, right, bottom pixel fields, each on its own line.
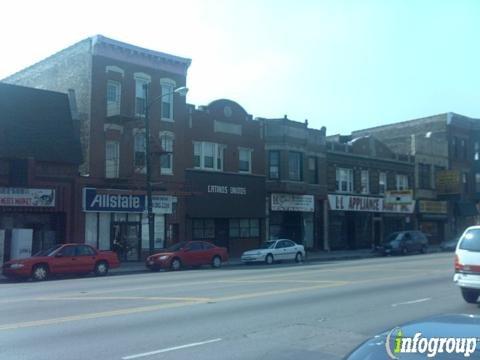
left=0, top=188, right=55, bottom=207
left=328, top=194, right=415, bottom=214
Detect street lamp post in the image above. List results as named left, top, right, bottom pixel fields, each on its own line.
left=143, top=84, right=188, bottom=255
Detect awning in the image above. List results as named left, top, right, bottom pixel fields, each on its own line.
left=455, top=201, right=479, bottom=217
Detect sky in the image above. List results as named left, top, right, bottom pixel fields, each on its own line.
left=1, top=0, right=479, bottom=134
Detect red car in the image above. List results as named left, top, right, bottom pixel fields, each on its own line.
left=146, top=241, right=228, bottom=271
left=2, top=243, right=120, bottom=281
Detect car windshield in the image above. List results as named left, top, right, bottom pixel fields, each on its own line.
left=260, top=241, right=276, bottom=249
left=165, top=242, right=187, bottom=252
left=384, top=233, right=401, bottom=243
left=459, top=229, right=480, bottom=252
left=33, top=245, right=63, bottom=257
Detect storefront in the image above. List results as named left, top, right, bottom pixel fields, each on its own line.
left=418, top=200, right=448, bottom=244
left=268, top=193, right=316, bottom=248
left=82, top=187, right=175, bottom=261
left=0, top=187, right=63, bottom=264
left=186, top=170, right=265, bottom=257
left=327, top=194, right=415, bottom=250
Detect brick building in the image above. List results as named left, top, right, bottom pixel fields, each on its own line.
left=0, top=83, right=82, bottom=264
left=353, top=113, right=480, bottom=243
left=261, top=117, right=327, bottom=250
left=4, top=35, right=191, bottom=260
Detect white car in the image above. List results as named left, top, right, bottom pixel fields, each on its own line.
left=453, top=226, right=480, bottom=303
left=241, top=239, right=305, bottom=265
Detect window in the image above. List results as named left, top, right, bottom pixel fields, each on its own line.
left=288, top=152, right=303, bottom=181
left=418, top=163, right=432, bottom=189
left=229, top=219, right=260, bottom=238
left=193, top=142, right=224, bottom=171
left=463, top=172, right=469, bottom=193
left=268, top=151, right=280, bottom=179
left=379, top=172, right=387, bottom=195
left=452, top=136, right=458, bottom=158
left=239, top=148, right=252, bottom=173
left=475, top=142, right=479, bottom=161
left=105, top=141, right=119, bottom=178
left=160, top=133, right=174, bottom=175
left=461, top=139, right=467, bottom=159
left=434, top=166, right=446, bottom=189
left=135, top=78, right=149, bottom=116
left=307, top=157, right=318, bottom=184
left=193, top=219, right=215, bottom=239
left=396, top=174, right=409, bottom=190
left=475, top=173, right=480, bottom=192
left=336, top=168, right=353, bottom=193
left=107, top=80, right=121, bottom=116
left=134, top=132, right=146, bottom=168
left=186, top=242, right=203, bottom=251
left=160, top=81, right=174, bottom=120
left=360, top=170, right=369, bottom=194
left=59, top=246, right=76, bottom=257
left=76, top=245, right=95, bottom=256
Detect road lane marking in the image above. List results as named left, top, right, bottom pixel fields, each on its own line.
left=391, top=298, right=432, bottom=307
left=35, top=296, right=212, bottom=302
left=122, top=338, right=222, bottom=359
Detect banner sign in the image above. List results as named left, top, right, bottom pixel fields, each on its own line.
left=0, top=188, right=55, bottom=207
left=271, top=193, right=315, bottom=212
left=419, top=200, right=448, bottom=214
left=436, top=170, right=461, bottom=194
left=385, top=190, right=413, bottom=205
left=151, top=195, right=176, bottom=215
left=328, top=194, right=415, bottom=214
left=83, top=188, right=145, bottom=213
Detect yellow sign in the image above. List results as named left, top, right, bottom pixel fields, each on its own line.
left=419, top=200, right=448, bottom=214
left=436, top=170, right=460, bottom=194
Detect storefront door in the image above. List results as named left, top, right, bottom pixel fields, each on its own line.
left=112, top=222, right=140, bottom=261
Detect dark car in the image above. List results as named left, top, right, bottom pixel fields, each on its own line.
left=440, top=236, right=460, bottom=252
left=145, top=241, right=229, bottom=271
left=378, top=231, right=428, bottom=256
left=344, top=314, right=480, bottom=359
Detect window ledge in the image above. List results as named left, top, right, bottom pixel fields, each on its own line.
left=161, top=117, right=174, bottom=123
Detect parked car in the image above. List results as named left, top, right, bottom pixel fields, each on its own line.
left=453, top=226, right=480, bottom=303
left=2, top=243, right=120, bottom=281
left=145, top=241, right=228, bottom=271
left=378, top=231, right=428, bottom=255
left=241, top=239, right=305, bottom=265
left=344, top=314, right=480, bottom=359
left=440, top=236, right=460, bottom=252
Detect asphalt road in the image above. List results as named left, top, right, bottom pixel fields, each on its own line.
left=0, top=252, right=476, bottom=360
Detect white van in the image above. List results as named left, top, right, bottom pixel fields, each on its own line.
left=453, top=226, right=480, bottom=303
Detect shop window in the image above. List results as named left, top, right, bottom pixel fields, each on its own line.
left=396, top=174, right=409, bottom=190
left=360, top=170, right=369, bottom=194
left=336, top=167, right=353, bottom=193
left=160, top=132, right=174, bottom=175
left=238, top=148, right=252, bottom=173
left=418, top=163, right=432, bottom=189
left=288, top=151, right=303, bottom=181
left=307, top=157, right=318, bottom=184
left=268, top=151, right=280, bottom=179
left=107, top=80, right=121, bottom=116
left=193, top=219, right=215, bottom=239
left=229, top=219, right=259, bottom=237
left=379, top=172, right=387, bottom=194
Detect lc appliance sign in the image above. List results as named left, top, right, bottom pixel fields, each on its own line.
left=83, top=188, right=145, bottom=212
left=328, top=194, right=415, bottom=214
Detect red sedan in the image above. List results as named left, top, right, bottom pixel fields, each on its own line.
left=146, top=241, right=228, bottom=271
left=2, top=243, right=120, bottom=281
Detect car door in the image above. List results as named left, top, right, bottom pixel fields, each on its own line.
left=274, top=240, right=288, bottom=260
left=201, top=242, right=216, bottom=264
left=403, top=232, right=413, bottom=253
left=283, top=240, right=297, bottom=261
left=75, top=245, right=97, bottom=273
left=50, top=245, right=77, bottom=274
left=183, top=242, right=204, bottom=266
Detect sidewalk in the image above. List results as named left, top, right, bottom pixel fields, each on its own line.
left=109, top=248, right=380, bottom=276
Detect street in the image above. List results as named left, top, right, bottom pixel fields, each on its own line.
left=0, top=252, right=476, bottom=360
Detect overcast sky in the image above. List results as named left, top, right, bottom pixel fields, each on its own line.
left=1, top=0, right=479, bottom=134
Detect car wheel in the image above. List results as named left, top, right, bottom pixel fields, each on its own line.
left=211, top=255, right=222, bottom=268
left=94, top=261, right=109, bottom=276
left=295, top=252, right=303, bottom=263
left=32, top=264, right=48, bottom=281
left=461, top=288, right=479, bottom=304
left=171, top=258, right=182, bottom=271
left=265, top=254, right=274, bottom=265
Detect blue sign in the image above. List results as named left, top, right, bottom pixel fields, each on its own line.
left=83, top=188, right=146, bottom=213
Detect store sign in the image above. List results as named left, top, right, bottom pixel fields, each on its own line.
left=271, top=194, right=314, bottom=212
left=419, top=200, right=448, bottom=214
left=83, top=188, right=145, bottom=213
left=151, top=195, right=176, bottom=214
left=328, top=194, right=415, bottom=214
left=207, top=185, right=247, bottom=195
left=436, top=170, right=461, bottom=194
left=0, top=188, right=55, bottom=207
left=385, top=190, right=413, bottom=205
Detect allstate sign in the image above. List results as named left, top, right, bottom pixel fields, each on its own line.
left=83, top=188, right=145, bottom=213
